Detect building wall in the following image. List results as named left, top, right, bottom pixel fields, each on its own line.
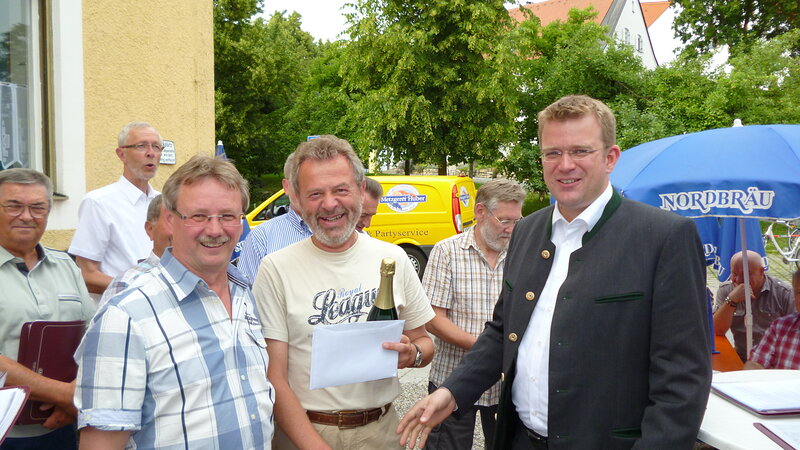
left=42, top=1, right=215, bottom=250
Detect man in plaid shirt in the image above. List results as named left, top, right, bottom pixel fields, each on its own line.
left=422, top=179, right=526, bottom=449
left=75, top=155, right=275, bottom=449
left=746, top=268, right=800, bottom=370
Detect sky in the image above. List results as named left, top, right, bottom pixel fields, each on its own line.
left=261, top=0, right=352, bottom=42
left=261, top=0, right=683, bottom=64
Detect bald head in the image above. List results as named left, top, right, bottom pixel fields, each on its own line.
left=729, top=250, right=766, bottom=292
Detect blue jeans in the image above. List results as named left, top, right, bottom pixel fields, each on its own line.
left=1, top=425, right=77, bottom=450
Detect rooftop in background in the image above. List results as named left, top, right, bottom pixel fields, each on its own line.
left=641, top=1, right=669, bottom=27
left=508, top=0, right=613, bottom=26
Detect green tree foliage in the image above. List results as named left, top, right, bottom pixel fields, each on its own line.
left=672, top=0, right=800, bottom=56
left=214, top=1, right=317, bottom=180
left=284, top=42, right=358, bottom=147
left=501, top=7, right=650, bottom=191
left=341, top=0, right=520, bottom=174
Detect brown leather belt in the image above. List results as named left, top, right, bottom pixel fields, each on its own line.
left=306, top=403, right=391, bottom=429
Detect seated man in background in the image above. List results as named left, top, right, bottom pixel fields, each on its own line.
left=0, top=168, right=95, bottom=449
left=98, top=194, right=171, bottom=305
left=713, top=250, right=794, bottom=361
left=745, top=268, right=800, bottom=370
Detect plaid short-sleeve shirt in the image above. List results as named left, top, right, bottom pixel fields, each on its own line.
left=750, top=313, right=800, bottom=369
left=74, top=250, right=275, bottom=449
left=423, top=227, right=503, bottom=406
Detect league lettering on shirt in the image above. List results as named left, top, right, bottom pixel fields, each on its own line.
left=308, top=286, right=378, bottom=325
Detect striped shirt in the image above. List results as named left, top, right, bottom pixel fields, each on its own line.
left=74, top=249, right=275, bottom=449
left=423, top=226, right=503, bottom=406
left=98, top=252, right=161, bottom=306
left=238, top=208, right=312, bottom=283
left=750, top=313, right=800, bottom=369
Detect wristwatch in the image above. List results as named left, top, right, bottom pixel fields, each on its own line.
left=412, top=343, right=423, bottom=368
left=725, top=296, right=738, bottom=308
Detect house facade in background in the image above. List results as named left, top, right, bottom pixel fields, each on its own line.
left=0, top=1, right=214, bottom=249
left=509, top=0, right=661, bottom=69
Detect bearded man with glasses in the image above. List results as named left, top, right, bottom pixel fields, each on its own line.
left=421, top=178, right=526, bottom=450
left=75, top=155, right=275, bottom=449
left=0, top=168, right=95, bottom=449
left=69, top=122, right=163, bottom=297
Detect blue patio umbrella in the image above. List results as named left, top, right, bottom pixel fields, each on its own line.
left=611, top=124, right=800, bottom=358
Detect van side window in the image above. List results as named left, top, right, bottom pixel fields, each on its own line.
left=257, top=193, right=291, bottom=221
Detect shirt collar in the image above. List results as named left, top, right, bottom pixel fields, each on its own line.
left=0, top=243, right=47, bottom=266
left=159, top=248, right=249, bottom=301
left=287, top=207, right=312, bottom=234
left=118, top=175, right=157, bottom=205
left=551, top=182, right=613, bottom=232
left=159, top=249, right=202, bottom=301
left=459, top=226, right=508, bottom=265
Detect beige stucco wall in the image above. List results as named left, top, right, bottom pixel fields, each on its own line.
left=42, top=1, right=214, bottom=249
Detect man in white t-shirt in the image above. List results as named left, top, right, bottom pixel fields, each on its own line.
left=252, top=135, right=435, bottom=450
left=69, top=122, right=162, bottom=294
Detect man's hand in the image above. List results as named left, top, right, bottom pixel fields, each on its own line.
left=382, top=334, right=418, bottom=368
left=42, top=403, right=77, bottom=429
left=396, top=388, right=457, bottom=449
left=728, top=283, right=754, bottom=304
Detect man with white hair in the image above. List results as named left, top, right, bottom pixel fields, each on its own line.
left=69, top=122, right=162, bottom=294
left=423, top=178, right=526, bottom=449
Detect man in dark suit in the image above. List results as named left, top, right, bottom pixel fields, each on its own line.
left=398, top=95, right=711, bottom=449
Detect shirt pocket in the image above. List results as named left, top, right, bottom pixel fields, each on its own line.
left=57, top=294, right=85, bottom=319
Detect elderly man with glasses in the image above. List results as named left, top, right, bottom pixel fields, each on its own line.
left=0, top=168, right=95, bottom=449
left=75, top=155, right=275, bottom=449
left=69, top=122, right=163, bottom=296
left=422, top=178, right=526, bottom=450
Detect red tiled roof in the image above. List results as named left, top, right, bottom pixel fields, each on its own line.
left=508, top=0, right=615, bottom=26
left=641, top=1, right=669, bottom=27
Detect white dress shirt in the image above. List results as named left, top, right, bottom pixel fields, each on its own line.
left=512, top=183, right=613, bottom=435
left=69, top=176, right=158, bottom=277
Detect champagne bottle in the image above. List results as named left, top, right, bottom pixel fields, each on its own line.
left=367, top=258, right=399, bottom=321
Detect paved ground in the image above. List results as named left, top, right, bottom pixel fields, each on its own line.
left=396, top=366, right=486, bottom=449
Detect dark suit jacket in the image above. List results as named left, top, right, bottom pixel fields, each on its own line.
left=443, top=190, right=712, bottom=449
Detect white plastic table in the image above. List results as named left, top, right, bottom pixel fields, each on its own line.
left=698, top=369, right=800, bottom=449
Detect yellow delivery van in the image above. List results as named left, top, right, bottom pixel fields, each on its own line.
left=246, top=175, right=477, bottom=277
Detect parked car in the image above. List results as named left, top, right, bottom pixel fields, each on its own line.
left=246, top=175, right=477, bottom=277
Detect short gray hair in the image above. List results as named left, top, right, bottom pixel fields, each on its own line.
left=286, top=135, right=365, bottom=193
left=364, top=177, right=383, bottom=200
left=476, top=178, right=526, bottom=212
left=146, top=194, right=165, bottom=224
left=118, top=121, right=162, bottom=147
left=0, top=168, right=54, bottom=204
left=161, top=155, right=249, bottom=212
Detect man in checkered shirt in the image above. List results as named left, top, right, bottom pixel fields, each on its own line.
left=423, top=179, right=526, bottom=449
left=746, top=269, right=800, bottom=370
left=74, top=155, right=275, bottom=449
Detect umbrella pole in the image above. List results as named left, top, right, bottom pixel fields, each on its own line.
left=739, top=218, right=753, bottom=360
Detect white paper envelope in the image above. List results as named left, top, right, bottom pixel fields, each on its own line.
left=310, top=320, right=405, bottom=390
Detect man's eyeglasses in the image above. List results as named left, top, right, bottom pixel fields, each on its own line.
left=120, top=143, right=164, bottom=152
left=541, top=148, right=599, bottom=163
left=1, top=203, right=50, bottom=218
left=172, top=209, right=244, bottom=227
left=485, top=207, right=522, bottom=227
